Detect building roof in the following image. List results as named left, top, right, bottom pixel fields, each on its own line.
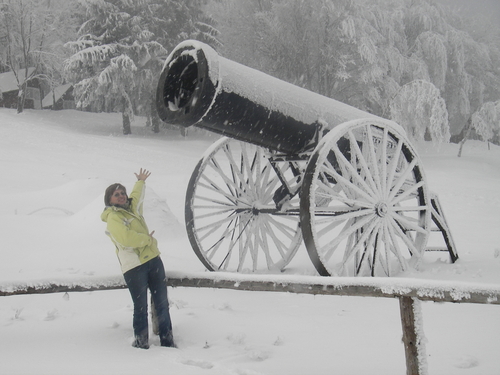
left=42, top=83, right=73, bottom=108
left=0, top=68, right=36, bottom=93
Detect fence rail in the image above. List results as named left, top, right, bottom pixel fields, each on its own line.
left=2, top=271, right=498, bottom=304
left=1, top=271, right=499, bottom=375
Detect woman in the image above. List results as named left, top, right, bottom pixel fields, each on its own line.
left=101, top=168, right=174, bottom=349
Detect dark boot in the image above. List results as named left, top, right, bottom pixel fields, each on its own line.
left=160, top=331, right=176, bottom=348
left=132, top=334, right=149, bottom=349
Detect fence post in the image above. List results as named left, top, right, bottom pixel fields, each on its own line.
left=399, top=296, right=427, bottom=375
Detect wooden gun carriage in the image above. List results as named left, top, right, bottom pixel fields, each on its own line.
left=156, top=40, right=458, bottom=277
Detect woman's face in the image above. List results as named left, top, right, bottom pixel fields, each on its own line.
left=109, top=188, right=128, bottom=206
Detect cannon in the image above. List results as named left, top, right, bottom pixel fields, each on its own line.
left=156, top=40, right=458, bottom=277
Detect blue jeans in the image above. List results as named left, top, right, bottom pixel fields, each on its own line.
left=123, top=256, right=173, bottom=347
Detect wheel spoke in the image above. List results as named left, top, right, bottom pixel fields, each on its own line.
left=386, top=138, right=404, bottom=192
left=345, top=128, right=379, bottom=197
left=201, top=166, right=249, bottom=205
left=261, top=217, right=287, bottom=260
left=388, top=157, right=418, bottom=202
left=380, top=127, right=389, bottom=197
left=320, top=162, right=376, bottom=204
left=314, top=208, right=374, bottom=232
left=364, top=126, right=383, bottom=196
left=389, top=210, right=428, bottom=235
left=207, top=215, right=249, bottom=267
left=314, top=178, right=373, bottom=209
left=390, top=181, right=424, bottom=206
left=373, top=224, right=389, bottom=276
left=198, top=211, right=243, bottom=244
left=383, top=220, right=407, bottom=273
left=256, top=221, right=275, bottom=269
left=331, top=148, right=377, bottom=201
left=340, top=219, right=380, bottom=274
left=191, top=204, right=241, bottom=221
left=387, top=215, right=421, bottom=258
left=322, top=213, right=376, bottom=260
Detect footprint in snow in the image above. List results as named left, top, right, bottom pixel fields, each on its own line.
left=44, top=309, right=59, bottom=321
left=12, top=308, right=24, bottom=321
left=227, top=333, right=246, bottom=345
left=247, top=349, right=271, bottom=362
left=180, top=359, right=214, bottom=369
left=216, top=303, right=232, bottom=311
left=232, top=368, right=266, bottom=375
left=273, top=336, right=284, bottom=346
left=453, top=355, right=479, bottom=369
left=172, top=299, right=189, bottom=309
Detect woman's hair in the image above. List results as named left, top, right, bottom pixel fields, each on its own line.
left=104, top=183, right=129, bottom=207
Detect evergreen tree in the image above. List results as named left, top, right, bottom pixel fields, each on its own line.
left=64, top=0, right=219, bottom=134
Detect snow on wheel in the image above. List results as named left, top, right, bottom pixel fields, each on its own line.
left=300, top=119, right=431, bottom=277
left=185, top=137, right=303, bottom=273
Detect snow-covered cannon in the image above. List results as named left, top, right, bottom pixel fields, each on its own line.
left=156, top=40, right=457, bottom=277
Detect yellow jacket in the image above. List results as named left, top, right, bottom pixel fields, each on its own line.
left=101, top=180, right=160, bottom=273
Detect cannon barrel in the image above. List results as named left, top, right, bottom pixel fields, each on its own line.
left=156, top=40, right=381, bottom=154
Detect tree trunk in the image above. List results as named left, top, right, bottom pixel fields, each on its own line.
left=122, top=111, right=132, bottom=135
left=16, top=83, right=27, bottom=114
left=51, top=89, right=56, bottom=110
left=151, top=98, right=160, bottom=133
left=457, top=116, right=472, bottom=157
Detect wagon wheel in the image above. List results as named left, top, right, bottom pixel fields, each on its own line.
left=185, top=137, right=303, bottom=273
left=300, top=119, right=431, bottom=277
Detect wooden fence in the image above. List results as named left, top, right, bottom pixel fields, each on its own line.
left=2, top=271, right=500, bottom=375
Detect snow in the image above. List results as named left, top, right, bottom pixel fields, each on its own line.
left=0, top=68, right=36, bottom=93
left=0, top=107, right=499, bottom=374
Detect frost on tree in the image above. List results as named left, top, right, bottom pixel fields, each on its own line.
left=471, top=101, right=500, bottom=144
left=458, top=100, right=500, bottom=156
left=63, top=0, right=219, bottom=134
left=413, top=31, right=447, bottom=91
left=390, top=80, right=450, bottom=144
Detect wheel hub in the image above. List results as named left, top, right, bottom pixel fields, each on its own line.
left=375, top=202, right=389, bottom=217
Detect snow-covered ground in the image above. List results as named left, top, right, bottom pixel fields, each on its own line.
left=0, top=108, right=499, bottom=375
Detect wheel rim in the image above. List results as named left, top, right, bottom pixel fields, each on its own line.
left=301, top=119, right=431, bottom=277
left=186, top=138, right=303, bottom=272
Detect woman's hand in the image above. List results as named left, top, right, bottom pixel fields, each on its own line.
left=135, top=168, right=151, bottom=181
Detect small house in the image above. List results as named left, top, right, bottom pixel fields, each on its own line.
left=0, top=68, right=42, bottom=109
left=42, top=84, right=75, bottom=110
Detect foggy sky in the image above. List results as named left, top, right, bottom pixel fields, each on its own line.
left=437, top=0, right=500, bottom=21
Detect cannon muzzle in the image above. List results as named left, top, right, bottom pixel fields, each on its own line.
left=156, top=40, right=381, bottom=154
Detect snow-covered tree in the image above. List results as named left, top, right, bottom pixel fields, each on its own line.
left=215, top=0, right=500, bottom=135
left=390, top=80, right=450, bottom=143
left=458, top=101, right=500, bottom=157
left=64, top=0, right=219, bottom=134
left=361, top=0, right=500, bottom=136
left=0, top=0, right=78, bottom=113
left=212, top=0, right=389, bottom=113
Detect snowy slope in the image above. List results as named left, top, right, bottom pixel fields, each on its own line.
left=0, top=108, right=499, bottom=375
